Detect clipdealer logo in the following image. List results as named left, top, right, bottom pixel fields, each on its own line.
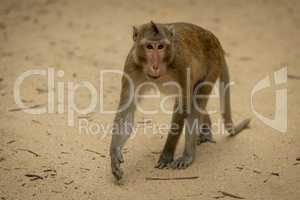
left=12, top=67, right=288, bottom=134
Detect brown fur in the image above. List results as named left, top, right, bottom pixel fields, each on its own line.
left=110, top=22, right=250, bottom=182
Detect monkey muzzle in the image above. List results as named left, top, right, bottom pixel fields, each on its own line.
left=147, top=65, right=162, bottom=79
left=147, top=73, right=160, bottom=79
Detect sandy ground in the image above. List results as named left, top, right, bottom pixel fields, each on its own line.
left=0, top=0, right=300, bottom=199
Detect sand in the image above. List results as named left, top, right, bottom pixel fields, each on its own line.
left=0, top=0, right=299, bottom=199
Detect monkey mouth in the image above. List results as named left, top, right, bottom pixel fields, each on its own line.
left=147, top=74, right=160, bottom=79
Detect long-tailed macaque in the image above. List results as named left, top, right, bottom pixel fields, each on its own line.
left=110, top=21, right=250, bottom=181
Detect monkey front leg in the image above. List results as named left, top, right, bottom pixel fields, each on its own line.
left=170, top=110, right=199, bottom=169
left=171, top=71, right=218, bottom=169
left=155, top=99, right=185, bottom=169
left=110, top=80, right=136, bottom=181
left=110, top=109, right=134, bottom=181
left=110, top=109, right=134, bottom=180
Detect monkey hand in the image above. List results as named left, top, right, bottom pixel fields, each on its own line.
left=110, top=148, right=124, bottom=181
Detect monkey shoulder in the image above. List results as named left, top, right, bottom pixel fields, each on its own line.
left=170, top=23, right=224, bottom=51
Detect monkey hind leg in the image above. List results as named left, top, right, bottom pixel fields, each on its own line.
left=197, top=113, right=216, bottom=145
left=225, top=118, right=251, bottom=136
left=197, top=127, right=215, bottom=144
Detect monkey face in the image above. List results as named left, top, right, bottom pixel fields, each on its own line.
left=132, top=21, right=175, bottom=80
left=141, top=40, right=170, bottom=79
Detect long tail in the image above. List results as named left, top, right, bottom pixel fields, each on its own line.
left=219, top=62, right=251, bottom=136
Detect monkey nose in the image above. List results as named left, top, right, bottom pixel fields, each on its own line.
left=152, top=65, right=159, bottom=71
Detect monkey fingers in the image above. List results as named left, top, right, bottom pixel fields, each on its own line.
left=155, top=151, right=174, bottom=169
left=111, top=149, right=124, bottom=180
left=170, top=154, right=194, bottom=169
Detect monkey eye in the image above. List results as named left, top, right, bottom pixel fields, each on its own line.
left=146, top=44, right=154, bottom=50
left=158, top=44, right=164, bottom=49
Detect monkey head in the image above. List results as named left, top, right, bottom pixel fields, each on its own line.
left=132, top=21, right=175, bottom=80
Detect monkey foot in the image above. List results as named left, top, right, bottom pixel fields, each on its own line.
left=170, top=154, right=194, bottom=169
left=155, top=152, right=173, bottom=169
left=197, top=133, right=216, bottom=145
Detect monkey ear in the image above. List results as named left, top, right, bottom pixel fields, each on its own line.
left=167, top=25, right=175, bottom=37
left=132, top=26, right=138, bottom=41
left=150, top=21, right=160, bottom=34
